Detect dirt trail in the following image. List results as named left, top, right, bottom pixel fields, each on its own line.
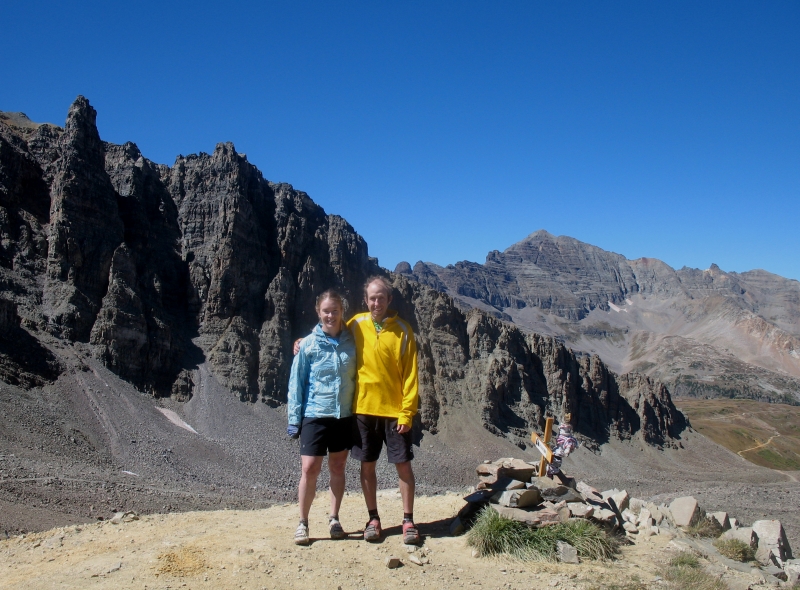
left=2, top=492, right=692, bottom=590
left=738, top=434, right=780, bottom=457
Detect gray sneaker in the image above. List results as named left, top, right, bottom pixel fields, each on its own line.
left=294, top=521, right=310, bottom=545
left=329, top=518, right=345, bottom=540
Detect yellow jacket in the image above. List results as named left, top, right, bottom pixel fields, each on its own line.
left=347, top=311, right=419, bottom=427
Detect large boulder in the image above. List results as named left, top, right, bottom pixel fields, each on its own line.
left=669, top=496, right=701, bottom=527
left=752, top=520, right=792, bottom=565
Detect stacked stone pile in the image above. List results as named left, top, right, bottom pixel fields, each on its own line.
left=450, top=457, right=798, bottom=580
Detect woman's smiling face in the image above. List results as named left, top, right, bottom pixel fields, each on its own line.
left=317, top=297, right=343, bottom=336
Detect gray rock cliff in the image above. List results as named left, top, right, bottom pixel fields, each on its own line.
left=0, top=97, right=685, bottom=448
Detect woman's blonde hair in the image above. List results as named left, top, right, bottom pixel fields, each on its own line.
left=315, top=289, right=349, bottom=314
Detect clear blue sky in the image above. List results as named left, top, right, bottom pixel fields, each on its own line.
left=3, top=1, right=799, bottom=280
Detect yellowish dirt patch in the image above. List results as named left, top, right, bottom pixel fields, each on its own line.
left=157, top=545, right=208, bottom=576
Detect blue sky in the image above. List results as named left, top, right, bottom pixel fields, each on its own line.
left=3, top=1, right=799, bottom=279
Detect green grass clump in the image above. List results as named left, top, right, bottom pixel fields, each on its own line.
left=713, top=538, right=755, bottom=562
left=685, top=516, right=724, bottom=538
left=660, top=551, right=726, bottom=590
left=466, top=507, right=618, bottom=561
left=669, top=551, right=700, bottom=568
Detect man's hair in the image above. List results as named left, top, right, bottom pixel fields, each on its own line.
left=315, top=289, right=348, bottom=314
left=363, top=275, right=393, bottom=297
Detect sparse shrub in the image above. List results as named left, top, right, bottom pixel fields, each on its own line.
left=669, top=551, right=700, bottom=568
left=713, top=538, right=755, bottom=562
left=589, top=582, right=648, bottom=590
left=660, top=551, right=726, bottom=590
left=661, top=565, right=726, bottom=590
left=685, top=516, right=724, bottom=538
left=466, top=507, right=618, bottom=561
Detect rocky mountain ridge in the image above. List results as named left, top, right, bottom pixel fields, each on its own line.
left=399, top=230, right=800, bottom=404
left=0, top=98, right=683, bottom=450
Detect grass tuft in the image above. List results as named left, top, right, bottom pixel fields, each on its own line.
left=466, top=507, right=618, bottom=561
left=661, top=564, right=726, bottom=590
left=685, top=516, right=724, bottom=538
left=669, top=551, right=699, bottom=568
left=713, top=538, right=755, bottom=562
left=660, top=551, right=726, bottom=590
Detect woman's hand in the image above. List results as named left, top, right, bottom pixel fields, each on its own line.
left=293, top=339, right=302, bottom=355
left=396, top=424, right=411, bottom=434
left=287, top=425, right=300, bottom=439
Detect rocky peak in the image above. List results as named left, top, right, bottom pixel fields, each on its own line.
left=0, top=97, right=685, bottom=448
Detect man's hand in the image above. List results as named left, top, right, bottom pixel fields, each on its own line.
left=293, top=339, right=302, bottom=355
left=287, top=425, right=300, bottom=439
left=396, top=424, right=411, bottom=434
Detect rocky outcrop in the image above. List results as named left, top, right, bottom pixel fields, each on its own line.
left=0, top=97, right=684, bottom=448
left=166, top=146, right=375, bottom=401
left=390, top=275, right=685, bottom=446
left=43, top=97, right=124, bottom=341
left=401, top=230, right=800, bottom=404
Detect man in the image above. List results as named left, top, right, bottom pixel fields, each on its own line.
left=348, top=276, right=420, bottom=544
left=292, top=275, right=420, bottom=544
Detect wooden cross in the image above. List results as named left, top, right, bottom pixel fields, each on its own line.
left=530, top=416, right=554, bottom=477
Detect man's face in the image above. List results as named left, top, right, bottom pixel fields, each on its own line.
left=365, top=281, right=391, bottom=322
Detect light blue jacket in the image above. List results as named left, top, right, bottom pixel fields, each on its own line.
left=287, top=324, right=357, bottom=425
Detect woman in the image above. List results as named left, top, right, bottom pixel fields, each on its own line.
left=287, top=289, right=356, bottom=545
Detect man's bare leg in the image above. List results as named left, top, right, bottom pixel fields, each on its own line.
left=360, top=460, right=378, bottom=511
left=395, top=461, right=415, bottom=514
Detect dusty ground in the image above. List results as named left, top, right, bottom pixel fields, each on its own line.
left=1, top=490, right=777, bottom=590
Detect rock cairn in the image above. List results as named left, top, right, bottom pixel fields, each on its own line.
left=450, top=457, right=798, bottom=583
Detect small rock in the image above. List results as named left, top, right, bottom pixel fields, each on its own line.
left=709, top=511, right=730, bottom=531
left=566, top=502, right=593, bottom=518
left=628, top=497, right=645, bottom=514
left=592, top=508, right=617, bottom=524
left=109, top=512, right=126, bottom=525
left=623, top=521, right=638, bottom=533
left=576, top=481, right=604, bottom=504
left=490, top=504, right=561, bottom=527
left=761, top=564, right=786, bottom=581
left=491, top=488, right=542, bottom=508
left=408, top=554, right=423, bottom=566
left=505, top=479, right=527, bottom=490
left=783, top=559, right=800, bottom=584
left=556, top=541, right=579, bottom=564
left=385, top=557, right=401, bottom=569
left=611, top=490, right=629, bottom=512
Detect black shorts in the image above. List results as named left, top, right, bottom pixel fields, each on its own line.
left=350, top=414, right=414, bottom=464
left=299, top=416, right=353, bottom=456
